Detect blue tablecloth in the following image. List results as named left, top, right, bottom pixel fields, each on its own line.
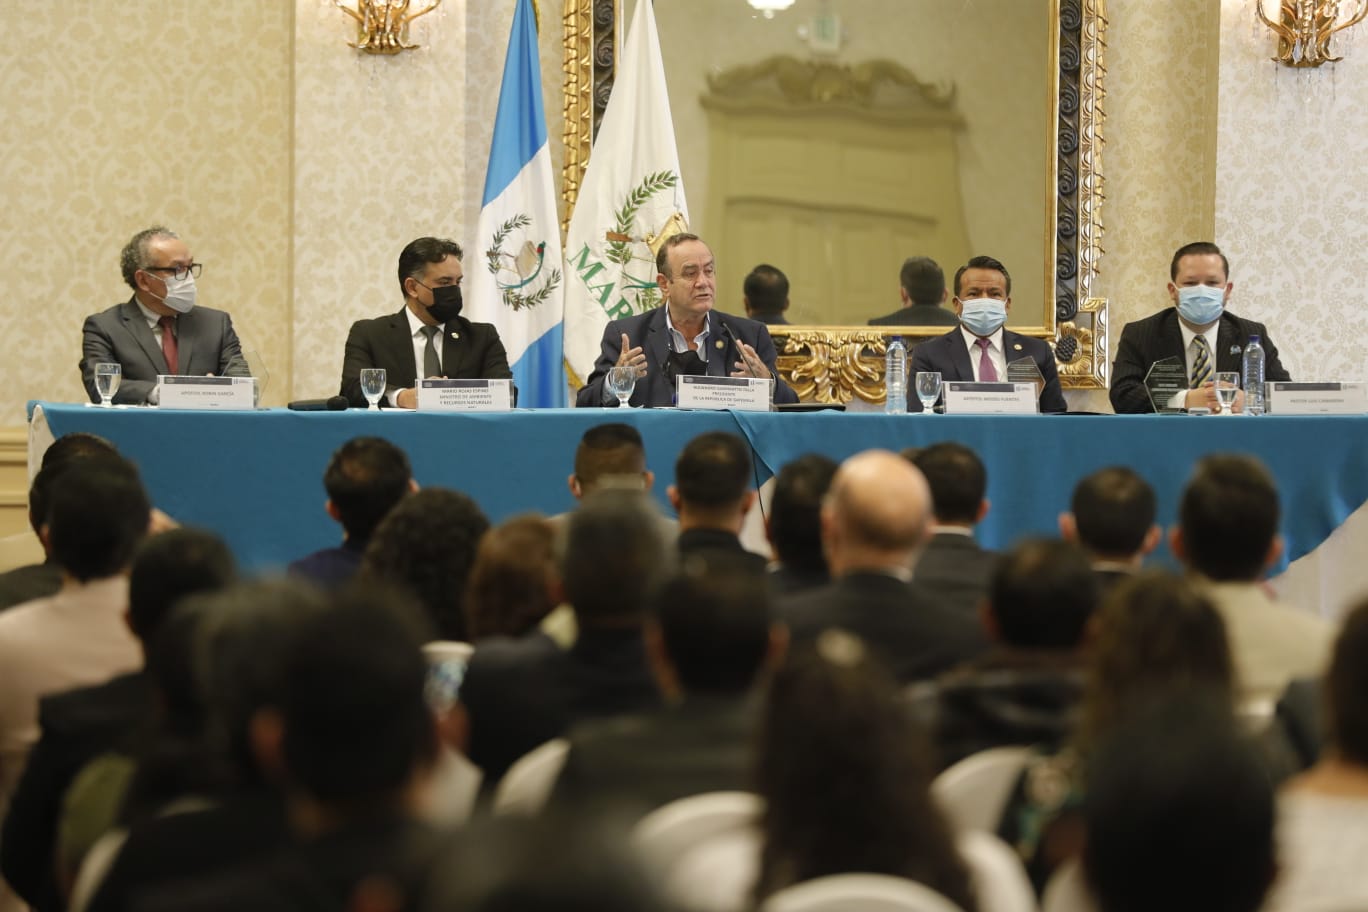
left=29, top=403, right=1368, bottom=575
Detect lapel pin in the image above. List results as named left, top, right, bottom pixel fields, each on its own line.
left=715, top=339, right=725, bottom=350
left=450, top=332, right=460, bottom=340
left=1013, top=343, right=1023, bottom=351
left=1229, top=344, right=1241, bottom=355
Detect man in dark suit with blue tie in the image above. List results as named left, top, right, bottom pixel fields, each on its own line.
left=81, top=227, right=251, bottom=405
left=575, top=233, right=799, bottom=408
left=1109, top=242, right=1291, bottom=414
left=908, top=255, right=1067, bottom=413
left=340, top=237, right=513, bottom=408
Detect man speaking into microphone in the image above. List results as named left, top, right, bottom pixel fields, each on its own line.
left=575, top=233, right=798, bottom=408
left=340, top=237, right=512, bottom=409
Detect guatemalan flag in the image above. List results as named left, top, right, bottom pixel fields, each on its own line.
left=466, top=0, right=566, bottom=408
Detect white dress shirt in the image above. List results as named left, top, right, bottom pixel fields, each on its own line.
left=958, top=326, right=1007, bottom=382
left=390, top=307, right=450, bottom=406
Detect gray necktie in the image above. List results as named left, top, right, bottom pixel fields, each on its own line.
left=421, top=325, right=441, bottom=378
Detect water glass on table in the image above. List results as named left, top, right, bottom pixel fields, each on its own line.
left=606, top=365, right=637, bottom=407
left=95, top=363, right=121, bottom=407
left=915, top=371, right=943, bottom=414
left=360, top=368, right=387, bottom=410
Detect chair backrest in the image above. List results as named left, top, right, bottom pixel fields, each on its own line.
left=760, top=873, right=968, bottom=912
left=955, top=830, right=1039, bottom=912
left=1041, top=859, right=1098, bottom=912
left=491, top=737, right=569, bottom=816
left=931, top=746, right=1035, bottom=833
left=633, top=790, right=762, bottom=868
left=422, top=640, right=474, bottom=664
left=660, top=826, right=762, bottom=912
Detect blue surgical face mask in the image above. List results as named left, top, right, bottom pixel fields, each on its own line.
left=959, top=297, right=1008, bottom=337
left=1176, top=284, right=1225, bottom=326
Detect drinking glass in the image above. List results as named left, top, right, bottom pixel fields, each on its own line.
left=95, top=363, right=121, bottom=407
left=1215, top=371, right=1239, bottom=414
left=359, top=368, right=387, bottom=410
left=915, top=371, right=942, bottom=414
left=606, top=365, right=636, bottom=407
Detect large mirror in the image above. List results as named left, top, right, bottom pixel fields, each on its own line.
left=564, top=0, right=1108, bottom=403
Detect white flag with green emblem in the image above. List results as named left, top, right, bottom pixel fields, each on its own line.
left=562, top=0, right=689, bottom=387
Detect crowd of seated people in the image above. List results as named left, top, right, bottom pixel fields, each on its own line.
left=0, top=428, right=1359, bottom=912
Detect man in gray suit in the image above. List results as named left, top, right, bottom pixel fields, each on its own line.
left=81, top=226, right=250, bottom=405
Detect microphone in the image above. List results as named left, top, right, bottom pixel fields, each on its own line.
left=288, top=396, right=350, bottom=411
left=718, top=320, right=758, bottom=377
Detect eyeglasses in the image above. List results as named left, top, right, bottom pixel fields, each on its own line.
left=143, top=263, right=203, bottom=281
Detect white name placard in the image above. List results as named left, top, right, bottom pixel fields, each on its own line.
left=675, top=375, right=773, bottom=412
left=1268, top=381, right=1368, bottom=415
left=157, top=375, right=255, bottom=411
left=943, top=381, right=1038, bottom=415
left=417, top=378, right=514, bottom=412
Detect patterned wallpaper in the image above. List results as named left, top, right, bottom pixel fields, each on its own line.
left=0, top=1, right=292, bottom=422
left=6, top=0, right=1350, bottom=423
left=1215, top=0, right=1368, bottom=384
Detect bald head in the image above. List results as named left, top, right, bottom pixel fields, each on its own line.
left=823, top=450, right=933, bottom=574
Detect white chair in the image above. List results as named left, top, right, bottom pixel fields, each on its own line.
left=956, top=830, right=1039, bottom=912
left=491, top=737, right=569, bottom=816
left=1041, top=859, right=1097, bottom=912
left=632, top=791, right=762, bottom=881
left=660, top=826, right=762, bottom=912
left=422, top=640, right=474, bottom=664
left=931, top=746, right=1034, bottom=833
left=760, top=873, right=968, bottom=912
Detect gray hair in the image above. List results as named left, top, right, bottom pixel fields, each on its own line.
left=120, top=226, right=179, bottom=290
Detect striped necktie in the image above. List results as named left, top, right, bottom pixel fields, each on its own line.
left=1191, top=336, right=1212, bottom=388
left=421, top=325, right=441, bottom=377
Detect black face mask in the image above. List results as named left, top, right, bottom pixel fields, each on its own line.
left=666, top=349, right=706, bottom=379
left=427, top=284, right=463, bottom=324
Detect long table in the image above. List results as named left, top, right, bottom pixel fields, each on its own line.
left=28, top=403, right=1368, bottom=618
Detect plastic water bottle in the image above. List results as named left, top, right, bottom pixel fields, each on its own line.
left=885, top=336, right=907, bottom=414
left=1242, top=334, right=1266, bottom=416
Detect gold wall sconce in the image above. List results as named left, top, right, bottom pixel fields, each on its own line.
left=1256, top=0, right=1368, bottom=67
left=334, top=0, right=443, bottom=55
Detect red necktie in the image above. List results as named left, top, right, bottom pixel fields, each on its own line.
left=976, top=337, right=998, bottom=382
left=160, top=316, right=179, bottom=374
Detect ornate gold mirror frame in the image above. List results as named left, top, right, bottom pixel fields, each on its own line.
left=563, top=0, right=1109, bottom=403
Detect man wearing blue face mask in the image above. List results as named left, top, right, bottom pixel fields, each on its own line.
left=909, top=255, right=1067, bottom=413
left=340, top=237, right=513, bottom=408
left=1109, top=242, right=1290, bottom=414
left=81, top=226, right=251, bottom=405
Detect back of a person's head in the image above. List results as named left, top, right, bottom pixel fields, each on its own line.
left=988, top=538, right=1099, bottom=650
left=674, top=431, right=752, bottom=509
left=654, top=556, right=774, bottom=696
left=1327, top=599, right=1368, bottom=768
left=562, top=489, right=669, bottom=626
left=743, top=263, right=789, bottom=314
left=31, top=433, right=120, bottom=537
left=1178, top=454, right=1280, bottom=581
left=46, top=455, right=151, bottom=580
left=362, top=486, right=490, bottom=641
left=279, top=583, right=435, bottom=809
left=573, top=423, right=647, bottom=495
left=464, top=514, right=559, bottom=641
left=900, top=256, right=945, bottom=307
left=418, top=817, right=668, bottom=912
left=127, top=527, right=236, bottom=643
left=769, top=454, right=837, bottom=572
left=911, top=442, right=986, bottom=526
left=1083, top=571, right=1236, bottom=747
left=194, top=579, right=332, bottom=784
left=754, top=631, right=974, bottom=909
left=1083, top=697, right=1275, bottom=912
left=1070, top=466, right=1156, bottom=557
left=323, top=436, right=413, bottom=542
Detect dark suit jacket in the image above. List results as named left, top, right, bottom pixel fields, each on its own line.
left=338, top=308, right=512, bottom=408
left=913, top=533, right=996, bottom=620
left=677, top=527, right=769, bottom=575
left=549, top=696, right=755, bottom=816
left=1, top=671, right=153, bottom=911
left=909, top=328, right=1068, bottom=413
left=460, top=628, right=660, bottom=787
left=574, top=307, right=799, bottom=407
left=779, top=571, right=989, bottom=684
left=81, top=298, right=250, bottom=404
left=767, top=562, right=829, bottom=596
left=1109, top=308, right=1291, bottom=414
left=868, top=304, right=959, bottom=327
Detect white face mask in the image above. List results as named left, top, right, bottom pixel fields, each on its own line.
left=149, top=272, right=197, bottom=314
left=958, top=297, right=1008, bottom=336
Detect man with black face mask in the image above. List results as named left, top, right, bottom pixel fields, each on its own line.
left=341, top=237, right=513, bottom=409
left=81, top=226, right=251, bottom=405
